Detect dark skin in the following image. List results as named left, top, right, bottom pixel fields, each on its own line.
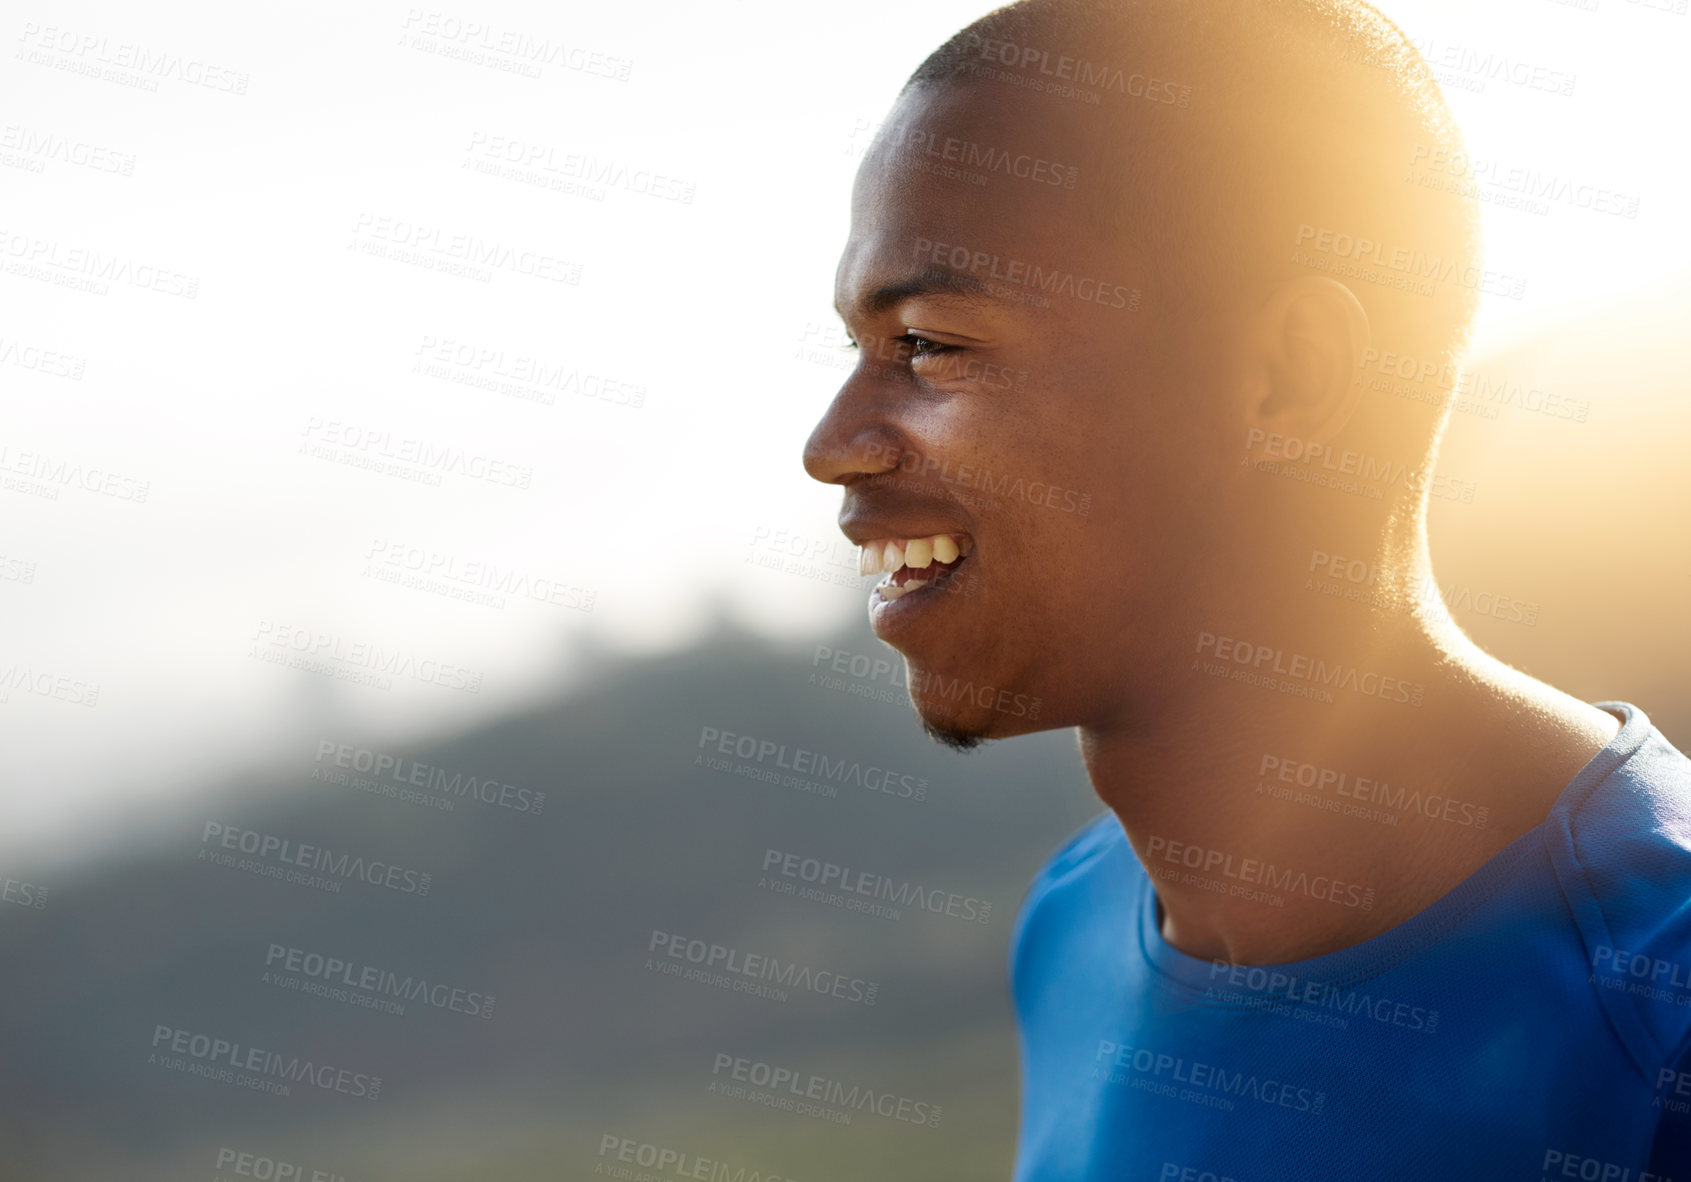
left=803, top=80, right=1618, bottom=965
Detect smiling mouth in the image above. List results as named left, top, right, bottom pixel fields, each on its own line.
left=858, top=532, right=974, bottom=602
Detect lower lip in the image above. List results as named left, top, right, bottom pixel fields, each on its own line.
left=867, top=557, right=969, bottom=639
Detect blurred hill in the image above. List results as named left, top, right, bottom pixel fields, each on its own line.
left=0, top=616, right=1103, bottom=1182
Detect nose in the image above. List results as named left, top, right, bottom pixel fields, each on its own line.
left=802, top=370, right=905, bottom=485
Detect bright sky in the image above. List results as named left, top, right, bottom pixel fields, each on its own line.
left=3, top=0, right=1686, bottom=851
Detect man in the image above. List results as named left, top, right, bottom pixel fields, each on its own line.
left=801, top=0, right=1691, bottom=1176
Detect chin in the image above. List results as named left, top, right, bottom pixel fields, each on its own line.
left=910, top=686, right=1043, bottom=751
left=919, top=715, right=988, bottom=753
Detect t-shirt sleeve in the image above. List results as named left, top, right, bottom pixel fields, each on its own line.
left=1009, top=811, right=1121, bottom=1001
left=1548, top=726, right=1691, bottom=1075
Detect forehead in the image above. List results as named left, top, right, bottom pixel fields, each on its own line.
left=835, top=82, right=1127, bottom=319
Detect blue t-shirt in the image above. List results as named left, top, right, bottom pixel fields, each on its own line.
left=1010, top=702, right=1691, bottom=1180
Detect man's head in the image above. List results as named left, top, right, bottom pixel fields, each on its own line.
left=803, top=0, right=1479, bottom=750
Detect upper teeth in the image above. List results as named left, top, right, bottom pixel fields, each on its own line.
left=858, top=533, right=973, bottom=576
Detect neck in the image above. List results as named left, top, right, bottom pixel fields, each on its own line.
left=1077, top=548, right=1619, bottom=965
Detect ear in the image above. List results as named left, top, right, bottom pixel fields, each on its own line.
left=1244, top=277, right=1370, bottom=447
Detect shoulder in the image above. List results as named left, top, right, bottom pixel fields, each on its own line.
left=1009, top=811, right=1132, bottom=989
left=1018, top=811, right=1126, bottom=919
left=1547, top=703, right=1691, bottom=1063
left=1037, top=810, right=1124, bottom=885
left=1554, top=703, right=1691, bottom=903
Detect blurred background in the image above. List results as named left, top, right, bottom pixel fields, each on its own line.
left=1, top=0, right=1687, bottom=1178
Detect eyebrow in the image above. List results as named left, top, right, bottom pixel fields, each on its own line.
left=836, top=268, right=1001, bottom=320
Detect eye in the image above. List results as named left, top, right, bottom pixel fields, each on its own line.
left=899, top=333, right=952, bottom=360
left=840, top=331, right=957, bottom=363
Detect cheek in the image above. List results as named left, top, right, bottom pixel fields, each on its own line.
left=1037, top=424, right=1137, bottom=533
left=895, top=392, right=995, bottom=469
